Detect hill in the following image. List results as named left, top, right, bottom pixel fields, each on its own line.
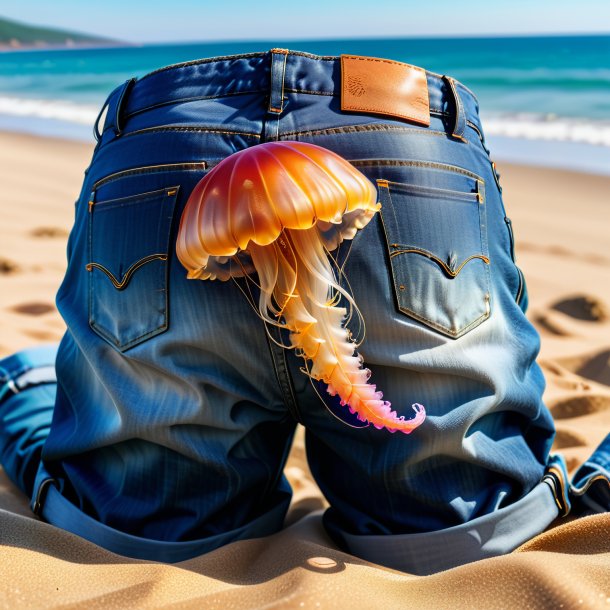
left=0, top=16, right=123, bottom=50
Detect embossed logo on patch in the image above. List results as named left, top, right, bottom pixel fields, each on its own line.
left=347, top=75, right=366, bottom=97
left=340, top=54, right=430, bottom=126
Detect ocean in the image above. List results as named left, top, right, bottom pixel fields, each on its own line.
left=1, top=35, right=609, bottom=174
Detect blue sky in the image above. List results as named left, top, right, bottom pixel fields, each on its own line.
left=3, top=0, right=609, bottom=43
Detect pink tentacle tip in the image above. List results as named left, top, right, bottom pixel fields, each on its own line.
left=412, top=403, right=426, bottom=415
left=385, top=402, right=426, bottom=435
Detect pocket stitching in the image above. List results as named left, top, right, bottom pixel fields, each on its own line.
left=378, top=179, right=491, bottom=338
left=87, top=185, right=179, bottom=351
left=380, top=212, right=491, bottom=337
left=389, top=246, right=490, bottom=278
left=383, top=179, right=481, bottom=202
left=93, top=163, right=206, bottom=191
left=91, top=186, right=179, bottom=208
left=349, top=159, right=485, bottom=183
left=86, top=253, right=168, bottom=290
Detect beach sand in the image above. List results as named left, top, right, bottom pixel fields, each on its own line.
left=0, top=130, right=609, bottom=608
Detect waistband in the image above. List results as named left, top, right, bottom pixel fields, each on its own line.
left=95, top=48, right=483, bottom=144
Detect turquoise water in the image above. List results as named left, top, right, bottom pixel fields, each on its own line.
left=1, top=35, right=609, bottom=171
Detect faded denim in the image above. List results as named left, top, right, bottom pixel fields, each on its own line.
left=1, top=48, right=605, bottom=574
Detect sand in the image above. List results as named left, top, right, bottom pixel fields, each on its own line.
left=0, top=130, right=609, bottom=608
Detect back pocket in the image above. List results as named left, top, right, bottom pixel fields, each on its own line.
left=377, top=173, right=490, bottom=338
left=87, top=185, right=180, bottom=351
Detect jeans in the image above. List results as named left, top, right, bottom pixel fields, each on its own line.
left=1, top=48, right=607, bottom=575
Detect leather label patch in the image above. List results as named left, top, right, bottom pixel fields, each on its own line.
left=340, top=54, right=430, bottom=126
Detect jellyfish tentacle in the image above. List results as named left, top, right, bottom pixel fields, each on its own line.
left=249, top=227, right=425, bottom=434
left=175, top=140, right=426, bottom=435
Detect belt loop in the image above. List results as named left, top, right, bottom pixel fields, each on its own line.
left=96, top=77, right=137, bottom=142
left=264, top=48, right=289, bottom=141
left=93, top=97, right=110, bottom=143
left=442, top=75, right=467, bottom=142
left=32, top=477, right=56, bottom=517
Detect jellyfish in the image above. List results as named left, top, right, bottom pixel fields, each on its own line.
left=176, top=140, right=425, bottom=434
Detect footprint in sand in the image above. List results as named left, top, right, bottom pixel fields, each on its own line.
left=550, top=394, right=610, bottom=420
left=551, top=294, right=609, bottom=322
left=540, top=360, right=591, bottom=391
left=556, top=350, right=610, bottom=388
left=0, top=258, right=19, bottom=275
left=534, top=294, right=608, bottom=337
left=533, top=311, right=574, bottom=337
left=552, top=428, right=588, bottom=449
left=23, top=329, right=59, bottom=341
left=519, top=242, right=610, bottom=267
left=10, top=302, right=55, bottom=316
left=30, top=227, right=69, bottom=239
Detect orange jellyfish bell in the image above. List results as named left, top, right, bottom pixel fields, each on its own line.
left=176, top=140, right=425, bottom=434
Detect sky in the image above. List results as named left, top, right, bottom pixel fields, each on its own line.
left=2, top=0, right=610, bottom=43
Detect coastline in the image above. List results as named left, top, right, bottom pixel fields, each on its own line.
left=485, top=133, right=610, bottom=177
left=0, top=42, right=131, bottom=52
left=0, top=128, right=609, bottom=607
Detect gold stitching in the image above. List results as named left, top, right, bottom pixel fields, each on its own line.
left=544, top=464, right=571, bottom=516
left=86, top=254, right=168, bottom=290
left=342, top=54, right=425, bottom=73
left=378, top=207, right=490, bottom=336
left=389, top=248, right=490, bottom=278
left=268, top=49, right=288, bottom=114
left=123, top=125, right=261, bottom=139
left=385, top=180, right=480, bottom=202
left=341, top=55, right=429, bottom=124
left=281, top=124, right=447, bottom=138
left=571, top=473, right=610, bottom=496
left=93, top=164, right=204, bottom=190
left=90, top=185, right=180, bottom=208
left=543, top=478, right=564, bottom=511
left=340, top=104, right=427, bottom=124
left=351, top=159, right=485, bottom=183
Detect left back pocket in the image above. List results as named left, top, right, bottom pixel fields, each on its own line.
left=87, top=185, right=180, bottom=351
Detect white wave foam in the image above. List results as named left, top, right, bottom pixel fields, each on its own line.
left=481, top=113, right=610, bottom=148
left=0, top=96, right=99, bottom=125
left=0, top=96, right=609, bottom=149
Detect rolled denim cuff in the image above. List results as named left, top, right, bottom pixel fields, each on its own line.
left=333, top=482, right=559, bottom=575
left=330, top=456, right=570, bottom=576
left=0, top=344, right=59, bottom=402
left=570, top=433, right=610, bottom=515
left=30, top=459, right=292, bottom=563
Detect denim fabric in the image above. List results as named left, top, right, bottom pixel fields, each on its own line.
left=2, top=48, right=603, bottom=573
left=570, top=434, right=610, bottom=515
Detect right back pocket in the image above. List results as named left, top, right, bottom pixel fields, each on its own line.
left=377, top=170, right=491, bottom=338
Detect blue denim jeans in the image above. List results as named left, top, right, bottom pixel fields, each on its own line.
left=1, top=48, right=607, bottom=575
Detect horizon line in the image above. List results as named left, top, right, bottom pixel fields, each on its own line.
left=121, top=31, right=610, bottom=45
left=2, top=30, right=609, bottom=53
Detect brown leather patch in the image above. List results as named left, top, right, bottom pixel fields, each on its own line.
left=340, top=54, right=430, bottom=126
